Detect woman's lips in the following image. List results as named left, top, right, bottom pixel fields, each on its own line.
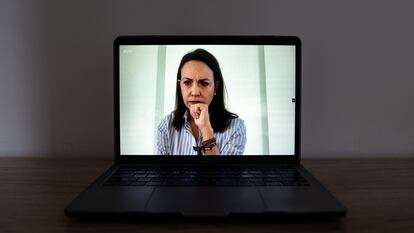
left=188, top=101, right=202, bottom=105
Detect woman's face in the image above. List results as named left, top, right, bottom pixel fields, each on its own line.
left=180, top=60, right=216, bottom=110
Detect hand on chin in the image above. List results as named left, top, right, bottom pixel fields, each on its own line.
left=189, top=103, right=209, bottom=128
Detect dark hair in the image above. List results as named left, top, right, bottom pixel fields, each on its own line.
left=172, top=48, right=238, bottom=132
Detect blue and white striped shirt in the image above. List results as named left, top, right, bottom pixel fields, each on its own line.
left=157, top=111, right=246, bottom=155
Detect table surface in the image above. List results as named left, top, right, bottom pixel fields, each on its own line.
left=0, top=158, right=413, bottom=233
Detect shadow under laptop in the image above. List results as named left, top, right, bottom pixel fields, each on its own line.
left=66, top=214, right=346, bottom=233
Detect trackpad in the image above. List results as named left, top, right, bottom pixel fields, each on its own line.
left=146, top=187, right=266, bottom=216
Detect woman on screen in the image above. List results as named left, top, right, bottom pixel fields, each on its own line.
left=157, top=48, right=246, bottom=155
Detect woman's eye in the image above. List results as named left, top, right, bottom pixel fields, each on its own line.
left=201, top=82, right=209, bottom=87
left=183, top=81, right=190, bottom=86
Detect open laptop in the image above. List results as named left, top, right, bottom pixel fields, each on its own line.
left=65, top=36, right=346, bottom=218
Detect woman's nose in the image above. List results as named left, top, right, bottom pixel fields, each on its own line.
left=191, top=83, right=200, bottom=96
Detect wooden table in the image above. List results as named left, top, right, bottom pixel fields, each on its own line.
left=0, top=158, right=413, bottom=232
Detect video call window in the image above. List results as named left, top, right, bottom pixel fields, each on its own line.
left=119, top=45, right=296, bottom=155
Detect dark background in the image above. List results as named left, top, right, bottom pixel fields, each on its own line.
left=1, top=0, right=413, bottom=158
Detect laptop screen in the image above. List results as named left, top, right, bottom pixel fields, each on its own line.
left=117, top=37, right=299, bottom=156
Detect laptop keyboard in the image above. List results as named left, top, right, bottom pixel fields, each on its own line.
left=103, top=166, right=309, bottom=187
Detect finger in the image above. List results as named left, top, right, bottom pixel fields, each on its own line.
left=191, top=104, right=200, bottom=114
left=196, top=106, right=202, bottom=115
left=197, top=104, right=208, bottom=115
left=190, top=110, right=198, bottom=119
left=190, top=105, right=200, bottom=119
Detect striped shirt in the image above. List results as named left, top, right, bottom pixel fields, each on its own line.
left=157, top=111, right=246, bottom=155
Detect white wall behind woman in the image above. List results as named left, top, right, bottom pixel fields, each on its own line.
left=0, top=0, right=413, bottom=158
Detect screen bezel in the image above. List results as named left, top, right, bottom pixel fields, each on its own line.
left=114, top=36, right=301, bottom=164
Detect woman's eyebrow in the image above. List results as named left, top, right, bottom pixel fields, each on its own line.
left=181, top=77, right=211, bottom=81
left=197, top=76, right=214, bottom=81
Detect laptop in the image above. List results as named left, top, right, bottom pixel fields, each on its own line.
left=65, top=36, right=346, bottom=218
